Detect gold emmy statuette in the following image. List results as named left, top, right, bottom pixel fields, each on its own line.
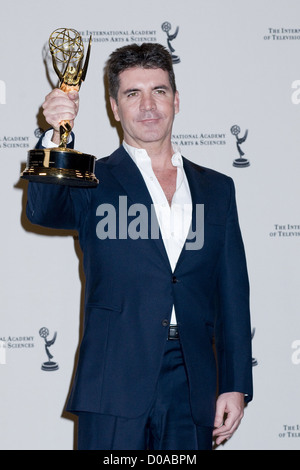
left=22, top=28, right=99, bottom=187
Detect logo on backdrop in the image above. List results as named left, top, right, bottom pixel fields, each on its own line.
left=0, top=335, right=35, bottom=365
left=171, top=132, right=226, bottom=147
left=161, top=22, right=180, bottom=64
left=269, top=224, right=300, bottom=238
left=79, top=29, right=157, bottom=45
left=34, top=128, right=44, bottom=139
left=76, top=23, right=182, bottom=61
left=0, top=127, right=40, bottom=150
left=230, top=125, right=250, bottom=167
left=39, top=327, right=59, bottom=371
left=0, top=136, right=30, bottom=149
left=264, top=27, right=300, bottom=41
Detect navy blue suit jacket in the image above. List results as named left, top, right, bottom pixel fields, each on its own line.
left=26, top=142, right=253, bottom=427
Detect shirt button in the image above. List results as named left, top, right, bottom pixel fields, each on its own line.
left=172, top=276, right=178, bottom=283
left=161, top=319, right=169, bottom=327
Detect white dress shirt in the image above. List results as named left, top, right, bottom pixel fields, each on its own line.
left=41, top=131, right=193, bottom=325
left=42, top=130, right=71, bottom=148
left=123, top=141, right=192, bottom=325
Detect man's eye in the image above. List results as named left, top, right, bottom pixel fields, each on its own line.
left=127, top=92, right=138, bottom=97
left=155, top=89, right=166, bottom=94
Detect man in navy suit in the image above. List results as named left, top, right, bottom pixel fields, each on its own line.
left=26, top=43, right=253, bottom=450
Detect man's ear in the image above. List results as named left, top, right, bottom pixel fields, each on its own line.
left=109, top=97, right=120, bottom=122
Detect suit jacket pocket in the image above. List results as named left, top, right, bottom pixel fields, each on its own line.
left=85, top=302, right=122, bottom=313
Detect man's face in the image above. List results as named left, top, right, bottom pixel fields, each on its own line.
left=110, top=67, right=179, bottom=149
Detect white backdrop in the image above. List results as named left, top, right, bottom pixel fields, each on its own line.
left=0, top=0, right=299, bottom=450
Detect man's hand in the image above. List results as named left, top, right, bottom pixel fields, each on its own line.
left=213, top=392, right=245, bottom=445
left=42, top=88, right=79, bottom=145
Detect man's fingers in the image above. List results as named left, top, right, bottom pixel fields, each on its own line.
left=213, top=411, right=243, bottom=445
left=213, top=392, right=245, bottom=446
left=42, top=88, right=79, bottom=131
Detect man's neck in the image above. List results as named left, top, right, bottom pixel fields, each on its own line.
left=124, top=138, right=174, bottom=170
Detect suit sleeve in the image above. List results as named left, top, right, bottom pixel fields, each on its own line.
left=26, top=131, right=90, bottom=231
left=215, top=178, right=253, bottom=402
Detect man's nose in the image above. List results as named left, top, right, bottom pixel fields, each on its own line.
left=140, top=93, right=156, bottom=111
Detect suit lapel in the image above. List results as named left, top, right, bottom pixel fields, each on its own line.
left=174, top=157, right=210, bottom=270
left=183, top=157, right=210, bottom=227
left=109, top=146, right=153, bottom=207
left=108, top=146, right=171, bottom=267
left=107, top=148, right=210, bottom=271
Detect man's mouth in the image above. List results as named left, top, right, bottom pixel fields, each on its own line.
left=137, top=114, right=162, bottom=124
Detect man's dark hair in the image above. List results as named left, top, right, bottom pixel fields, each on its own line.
left=106, top=43, right=177, bottom=101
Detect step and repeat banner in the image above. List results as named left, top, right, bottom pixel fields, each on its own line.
left=0, top=0, right=299, bottom=450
